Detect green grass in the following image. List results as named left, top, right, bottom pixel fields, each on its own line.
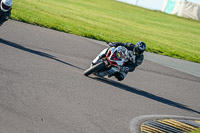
left=188, top=128, right=200, bottom=133
left=12, top=0, right=200, bottom=63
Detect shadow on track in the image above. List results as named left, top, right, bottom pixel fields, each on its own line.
left=0, top=38, right=84, bottom=70
left=90, top=76, right=200, bottom=115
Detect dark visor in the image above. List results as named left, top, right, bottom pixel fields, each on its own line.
left=135, top=47, right=144, bottom=54
left=2, top=2, right=11, bottom=10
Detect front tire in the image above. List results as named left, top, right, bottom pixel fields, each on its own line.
left=84, top=62, right=106, bottom=76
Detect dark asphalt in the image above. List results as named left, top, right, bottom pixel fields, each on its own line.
left=0, top=20, right=200, bottom=133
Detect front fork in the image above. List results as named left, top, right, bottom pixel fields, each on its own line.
left=91, top=48, right=108, bottom=67
left=91, top=48, right=120, bottom=77
left=101, top=56, right=121, bottom=76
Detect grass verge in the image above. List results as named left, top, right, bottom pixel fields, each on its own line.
left=11, top=0, right=200, bottom=63
left=188, top=128, right=200, bottom=133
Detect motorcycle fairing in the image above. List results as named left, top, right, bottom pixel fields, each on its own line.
left=92, top=48, right=108, bottom=66
left=107, top=46, right=128, bottom=66
left=91, top=48, right=119, bottom=77
left=90, top=46, right=129, bottom=78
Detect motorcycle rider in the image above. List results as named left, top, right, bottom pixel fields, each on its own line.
left=0, top=0, right=12, bottom=26
left=108, top=41, right=147, bottom=81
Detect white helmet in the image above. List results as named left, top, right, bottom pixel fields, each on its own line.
left=1, top=0, right=13, bottom=12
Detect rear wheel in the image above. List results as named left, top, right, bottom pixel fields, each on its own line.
left=84, top=62, right=106, bottom=76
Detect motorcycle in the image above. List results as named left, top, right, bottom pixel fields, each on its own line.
left=84, top=46, right=130, bottom=78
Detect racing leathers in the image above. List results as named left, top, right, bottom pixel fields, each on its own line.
left=0, top=0, right=11, bottom=26
left=108, top=42, right=144, bottom=81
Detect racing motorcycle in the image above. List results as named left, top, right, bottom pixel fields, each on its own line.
left=84, top=46, right=130, bottom=78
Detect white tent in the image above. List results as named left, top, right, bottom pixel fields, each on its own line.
left=117, top=0, right=200, bottom=20
left=162, top=0, right=200, bottom=20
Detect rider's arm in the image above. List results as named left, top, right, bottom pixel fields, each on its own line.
left=124, top=62, right=136, bottom=72
left=135, top=54, right=144, bottom=66
left=124, top=43, right=135, bottom=51
left=109, top=42, right=125, bottom=47
left=110, top=42, right=135, bottom=51
left=124, top=54, right=144, bottom=72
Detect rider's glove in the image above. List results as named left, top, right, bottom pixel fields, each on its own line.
left=128, top=51, right=136, bottom=63
left=108, top=42, right=116, bottom=47
left=120, top=66, right=129, bottom=73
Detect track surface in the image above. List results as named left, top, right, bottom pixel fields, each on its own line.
left=0, top=20, right=200, bottom=133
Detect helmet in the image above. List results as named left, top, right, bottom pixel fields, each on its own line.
left=1, top=0, right=13, bottom=12
left=134, top=41, right=146, bottom=54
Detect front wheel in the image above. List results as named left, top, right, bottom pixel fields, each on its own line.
left=84, top=62, right=106, bottom=76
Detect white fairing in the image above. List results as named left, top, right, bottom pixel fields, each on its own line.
left=92, top=48, right=108, bottom=65
left=107, top=46, right=129, bottom=66
left=91, top=46, right=130, bottom=78
left=109, top=47, right=123, bottom=66
left=91, top=48, right=108, bottom=77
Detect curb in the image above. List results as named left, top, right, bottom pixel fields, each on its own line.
left=130, top=115, right=200, bottom=133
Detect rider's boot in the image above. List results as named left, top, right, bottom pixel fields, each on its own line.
left=114, top=72, right=127, bottom=81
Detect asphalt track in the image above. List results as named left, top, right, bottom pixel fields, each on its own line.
left=0, top=20, right=200, bottom=133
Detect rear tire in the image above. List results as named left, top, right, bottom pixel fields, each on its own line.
left=84, top=62, right=106, bottom=76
